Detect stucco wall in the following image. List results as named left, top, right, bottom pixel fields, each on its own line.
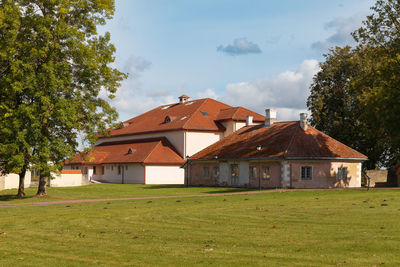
left=95, top=164, right=145, bottom=184
left=145, top=165, right=184, bottom=184
left=95, top=131, right=186, bottom=158
left=50, top=172, right=86, bottom=187
left=186, top=131, right=222, bottom=157
left=248, top=161, right=281, bottom=188
left=291, top=161, right=361, bottom=188
left=0, top=172, right=31, bottom=190
left=221, top=121, right=235, bottom=137
left=186, top=160, right=362, bottom=189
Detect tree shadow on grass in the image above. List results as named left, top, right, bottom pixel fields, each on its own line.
left=142, top=185, right=188, bottom=190
left=0, top=194, right=35, bottom=202
left=143, top=184, right=255, bottom=194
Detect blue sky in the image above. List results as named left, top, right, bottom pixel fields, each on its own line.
left=100, top=0, right=375, bottom=121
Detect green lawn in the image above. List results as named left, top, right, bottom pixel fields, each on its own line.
left=0, top=188, right=399, bottom=266
left=0, top=183, right=251, bottom=204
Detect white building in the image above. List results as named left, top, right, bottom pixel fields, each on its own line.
left=64, top=95, right=265, bottom=184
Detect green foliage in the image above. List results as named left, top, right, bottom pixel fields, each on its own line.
left=308, top=0, right=400, bottom=168
left=0, top=1, right=126, bottom=189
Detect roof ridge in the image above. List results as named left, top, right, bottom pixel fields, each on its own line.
left=283, top=122, right=299, bottom=158
left=231, top=107, right=241, bottom=119
left=142, top=140, right=162, bottom=163
left=181, top=98, right=209, bottom=129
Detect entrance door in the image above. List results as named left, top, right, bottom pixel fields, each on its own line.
left=231, top=164, right=239, bottom=186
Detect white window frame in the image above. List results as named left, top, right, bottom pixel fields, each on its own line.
left=301, top=166, right=312, bottom=180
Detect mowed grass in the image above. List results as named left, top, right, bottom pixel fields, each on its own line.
left=0, top=183, right=252, bottom=204
left=0, top=189, right=400, bottom=266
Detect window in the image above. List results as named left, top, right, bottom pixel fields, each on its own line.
left=118, top=165, right=122, bottom=175
left=126, top=165, right=128, bottom=170
left=84, top=167, right=88, bottom=175
left=93, top=166, right=97, bottom=175
left=249, top=165, right=257, bottom=179
left=213, top=167, right=220, bottom=178
left=262, top=166, right=271, bottom=180
left=111, top=166, right=114, bottom=171
left=301, top=166, right=312, bottom=180
left=164, top=116, right=171, bottom=123
left=101, top=166, right=105, bottom=175
left=337, top=167, right=348, bottom=180
left=203, top=167, right=210, bottom=178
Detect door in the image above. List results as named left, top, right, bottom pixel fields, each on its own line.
left=231, top=164, right=239, bottom=186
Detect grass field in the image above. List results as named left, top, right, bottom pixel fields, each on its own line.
left=0, top=183, right=251, bottom=204
left=0, top=187, right=399, bottom=266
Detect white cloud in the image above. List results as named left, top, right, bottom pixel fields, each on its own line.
left=220, top=59, right=320, bottom=121
left=194, top=88, right=218, bottom=99
left=103, top=59, right=320, bottom=122
left=217, top=38, right=262, bottom=56
left=311, top=14, right=364, bottom=51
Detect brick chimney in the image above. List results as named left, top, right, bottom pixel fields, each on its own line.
left=300, top=113, right=308, bottom=130
left=246, top=115, right=253, bottom=126
left=265, top=109, right=277, bottom=127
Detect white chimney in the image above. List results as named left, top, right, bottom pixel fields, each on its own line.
left=265, top=109, right=277, bottom=127
left=246, top=115, right=253, bottom=126
left=300, top=113, right=308, bottom=130
left=179, top=94, right=189, bottom=104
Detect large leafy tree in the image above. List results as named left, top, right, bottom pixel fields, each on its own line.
left=308, top=0, right=400, bottom=169
left=0, top=0, right=126, bottom=196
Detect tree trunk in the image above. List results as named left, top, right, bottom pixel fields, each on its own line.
left=17, top=167, right=27, bottom=198
left=36, top=174, right=47, bottom=196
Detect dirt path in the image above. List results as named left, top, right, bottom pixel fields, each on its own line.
left=0, top=187, right=397, bottom=208
left=0, top=189, right=295, bottom=207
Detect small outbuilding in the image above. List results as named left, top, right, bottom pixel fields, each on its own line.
left=183, top=110, right=368, bottom=189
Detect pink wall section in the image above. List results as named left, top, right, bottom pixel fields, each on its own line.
left=186, top=160, right=362, bottom=189
left=248, top=162, right=281, bottom=188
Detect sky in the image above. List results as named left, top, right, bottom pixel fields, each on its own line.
left=99, top=0, right=376, bottom=122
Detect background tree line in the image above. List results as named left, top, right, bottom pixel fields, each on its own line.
left=308, top=0, right=400, bottom=170
left=0, top=0, right=125, bottom=197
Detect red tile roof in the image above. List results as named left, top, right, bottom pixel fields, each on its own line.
left=61, top=170, right=82, bottom=174
left=216, top=107, right=265, bottom=122
left=66, top=138, right=184, bottom=165
left=190, top=121, right=367, bottom=160
left=100, top=98, right=265, bottom=138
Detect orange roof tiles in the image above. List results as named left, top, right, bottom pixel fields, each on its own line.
left=100, top=98, right=265, bottom=138
left=190, top=121, right=367, bottom=160
left=216, top=107, right=265, bottom=122
left=67, top=138, right=184, bottom=165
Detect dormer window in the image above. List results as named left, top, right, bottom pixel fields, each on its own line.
left=164, top=116, right=171, bottom=123
left=128, top=148, right=133, bottom=154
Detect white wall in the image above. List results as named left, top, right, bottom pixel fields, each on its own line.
left=1, top=172, right=31, bottom=190
left=186, top=131, right=222, bottom=157
left=50, top=173, right=85, bottom=187
left=95, top=131, right=185, bottom=158
left=145, top=165, right=184, bottom=184
left=95, top=164, right=145, bottom=184
left=219, top=162, right=229, bottom=184
left=239, top=161, right=249, bottom=185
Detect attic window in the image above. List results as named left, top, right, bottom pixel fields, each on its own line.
left=128, top=148, right=133, bottom=154
left=200, top=111, right=209, bottom=116
left=161, top=105, right=170, bottom=110
left=181, top=116, right=188, bottom=120
left=164, top=116, right=171, bottom=123
left=185, top=102, right=194, bottom=106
